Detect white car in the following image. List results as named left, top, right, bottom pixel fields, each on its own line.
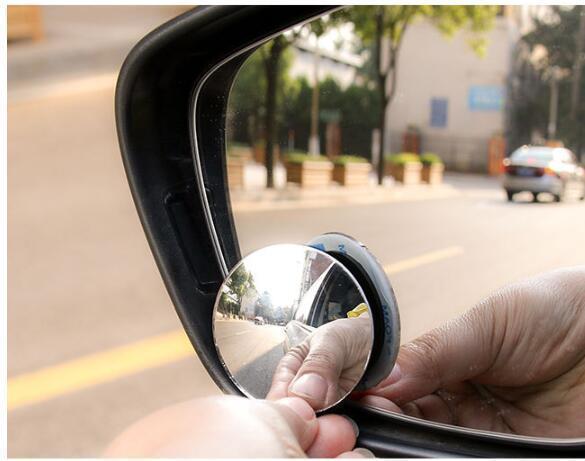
left=253, top=316, right=264, bottom=325
left=502, top=146, right=585, bottom=202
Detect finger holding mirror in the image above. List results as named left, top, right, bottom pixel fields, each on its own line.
left=357, top=266, right=585, bottom=438
left=267, top=314, right=373, bottom=410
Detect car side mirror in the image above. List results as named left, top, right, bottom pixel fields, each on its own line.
left=115, top=5, right=585, bottom=457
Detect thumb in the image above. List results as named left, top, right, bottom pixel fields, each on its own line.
left=271, top=397, right=320, bottom=454
left=370, top=299, right=502, bottom=406
left=104, top=396, right=318, bottom=458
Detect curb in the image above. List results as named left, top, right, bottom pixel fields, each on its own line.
left=231, top=185, right=460, bottom=213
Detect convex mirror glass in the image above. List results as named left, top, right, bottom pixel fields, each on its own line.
left=213, top=244, right=374, bottom=411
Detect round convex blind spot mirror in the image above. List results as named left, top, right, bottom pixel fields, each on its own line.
left=213, top=243, right=374, bottom=411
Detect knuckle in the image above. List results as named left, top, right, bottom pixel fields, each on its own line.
left=303, top=350, right=336, bottom=372
left=402, top=331, right=444, bottom=382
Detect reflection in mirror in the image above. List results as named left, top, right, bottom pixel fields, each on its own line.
left=222, top=4, right=585, bottom=441
left=213, top=244, right=373, bottom=411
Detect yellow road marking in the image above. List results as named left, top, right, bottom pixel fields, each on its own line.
left=384, top=246, right=464, bottom=275
left=8, top=330, right=192, bottom=410
left=8, top=246, right=464, bottom=410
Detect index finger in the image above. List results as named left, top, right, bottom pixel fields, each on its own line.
left=266, top=348, right=305, bottom=401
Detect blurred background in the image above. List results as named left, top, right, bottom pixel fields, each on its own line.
left=7, top=5, right=585, bottom=457
left=7, top=6, right=221, bottom=457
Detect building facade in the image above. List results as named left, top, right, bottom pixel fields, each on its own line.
left=385, top=9, right=530, bottom=172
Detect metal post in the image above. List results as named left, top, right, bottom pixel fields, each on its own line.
left=309, top=38, right=321, bottom=156
left=570, top=6, right=585, bottom=121
left=548, top=68, right=559, bottom=140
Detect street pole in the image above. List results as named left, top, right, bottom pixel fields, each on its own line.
left=570, top=6, right=585, bottom=121
left=371, top=129, right=380, bottom=173
left=309, top=38, right=321, bottom=156
left=548, top=68, right=559, bottom=140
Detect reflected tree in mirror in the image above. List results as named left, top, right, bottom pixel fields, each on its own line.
left=338, top=5, right=498, bottom=184
left=227, top=5, right=498, bottom=189
left=515, top=6, right=585, bottom=154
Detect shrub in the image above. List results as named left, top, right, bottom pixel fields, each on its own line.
left=385, top=152, right=421, bottom=166
left=333, top=155, right=369, bottom=166
left=227, top=142, right=251, bottom=158
left=285, top=152, right=330, bottom=164
left=420, top=152, right=443, bottom=165
left=229, top=141, right=250, bottom=149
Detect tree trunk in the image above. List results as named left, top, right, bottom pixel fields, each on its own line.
left=374, top=6, right=414, bottom=185
left=263, top=38, right=284, bottom=189
left=377, top=76, right=387, bottom=185
left=265, top=62, right=277, bottom=188
left=309, top=40, right=321, bottom=156
left=375, top=7, right=387, bottom=185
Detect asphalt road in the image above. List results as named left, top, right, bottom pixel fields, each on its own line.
left=8, top=85, right=585, bottom=457
left=216, top=319, right=285, bottom=398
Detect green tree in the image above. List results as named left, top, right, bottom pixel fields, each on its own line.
left=259, top=35, right=293, bottom=188
left=259, top=19, right=340, bottom=188
left=341, top=6, right=498, bottom=184
left=219, top=266, right=255, bottom=317
left=521, top=6, right=585, bottom=154
left=229, top=266, right=254, bottom=303
left=218, top=291, right=238, bottom=317
left=339, top=83, right=381, bottom=157
left=281, top=76, right=311, bottom=151
left=277, top=75, right=380, bottom=158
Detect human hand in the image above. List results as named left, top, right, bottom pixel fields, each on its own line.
left=360, top=266, right=585, bottom=438
left=104, top=395, right=374, bottom=458
left=267, top=316, right=372, bottom=410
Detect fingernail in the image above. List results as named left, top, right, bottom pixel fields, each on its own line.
left=353, top=448, right=376, bottom=458
left=277, top=397, right=315, bottom=422
left=343, top=415, right=359, bottom=437
left=290, top=373, right=328, bottom=403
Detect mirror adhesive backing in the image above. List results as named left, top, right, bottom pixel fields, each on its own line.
left=307, top=233, right=401, bottom=391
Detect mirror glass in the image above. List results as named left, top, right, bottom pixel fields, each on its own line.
left=213, top=244, right=374, bottom=411
left=220, top=5, right=585, bottom=441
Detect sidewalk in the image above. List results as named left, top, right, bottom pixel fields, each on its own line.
left=229, top=164, right=476, bottom=213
